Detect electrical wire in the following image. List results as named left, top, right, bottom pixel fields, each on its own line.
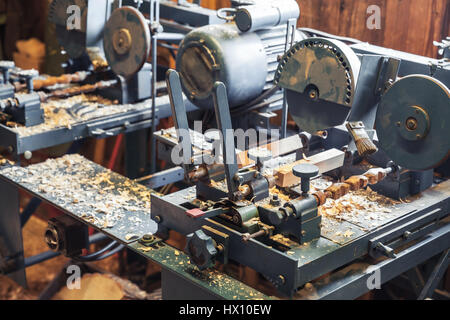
left=231, top=94, right=284, bottom=117
left=231, top=86, right=280, bottom=115
left=71, top=241, right=125, bottom=262
left=94, top=244, right=125, bottom=261
left=76, top=241, right=118, bottom=261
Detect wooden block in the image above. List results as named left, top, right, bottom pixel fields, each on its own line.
left=275, top=149, right=345, bottom=187
left=237, top=135, right=303, bottom=168
left=236, top=149, right=254, bottom=168
left=265, top=134, right=303, bottom=158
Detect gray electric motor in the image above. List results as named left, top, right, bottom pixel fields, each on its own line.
left=176, top=0, right=305, bottom=109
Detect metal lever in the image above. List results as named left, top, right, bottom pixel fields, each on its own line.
left=166, top=69, right=192, bottom=170
left=212, top=82, right=239, bottom=200
left=375, top=241, right=397, bottom=259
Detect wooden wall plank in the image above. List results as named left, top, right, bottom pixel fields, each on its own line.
left=209, top=0, right=449, bottom=58
left=298, top=0, right=449, bottom=58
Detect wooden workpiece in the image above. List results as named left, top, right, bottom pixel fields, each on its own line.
left=274, top=149, right=345, bottom=187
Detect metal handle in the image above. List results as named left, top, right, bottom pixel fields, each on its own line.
left=217, top=8, right=237, bottom=21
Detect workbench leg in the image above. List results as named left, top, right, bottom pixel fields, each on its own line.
left=418, top=249, right=450, bottom=300
left=0, top=178, right=26, bottom=286
left=125, top=129, right=149, bottom=179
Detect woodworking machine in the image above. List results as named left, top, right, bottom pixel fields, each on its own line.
left=0, top=0, right=448, bottom=300
left=146, top=18, right=449, bottom=296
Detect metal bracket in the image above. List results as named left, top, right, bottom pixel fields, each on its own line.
left=418, top=249, right=449, bottom=300
left=369, top=208, right=443, bottom=259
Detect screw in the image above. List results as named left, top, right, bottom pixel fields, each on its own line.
left=270, top=194, right=281, bottom=206
left=406, top=117, right=418, bottom=131
left=142, top=234, right=154, bottom=241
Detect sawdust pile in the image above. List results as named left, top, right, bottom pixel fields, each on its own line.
left=319, top=187, right=401, bottom=221
left=1, top=154, right=151, bottom=231
left=10, top=94, right=152, bottom=137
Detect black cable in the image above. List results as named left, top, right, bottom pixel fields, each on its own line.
left=80, top=241, right=118, bottom=260
left=232, top=95, right=283, bottom=117
left=157, top=42, right=178, bottom=60
left=71, top=241, right=118, bottom=262
left=93, top=244, right=125, bottom=261
left=231, top=86, right=280, bottom=115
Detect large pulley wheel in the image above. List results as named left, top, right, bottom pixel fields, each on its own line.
left=376, top=75, right=450, bottom=171
left=103, top=6, right=150, bottom=78
left=274, top=37, right=361, bottom=133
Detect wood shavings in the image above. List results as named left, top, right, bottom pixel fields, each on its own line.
left=125, top=234, right=139, bottom=241
left=0, top=154, right=156, bottom=241
left=342, top=230, right=355, bottom=238
left=319, top=187, right=401, bottom=223
left=269, top=187, right=291, bottom=202
left=0, top=158, right=15, bottom=166
left=271, top=234, right=298, bottom=248
left=9, top=94, right=152, bottom=137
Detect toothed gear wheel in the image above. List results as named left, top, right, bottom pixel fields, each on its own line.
left=274, top=37, right=361, bottom=133
left=185, top=230, right=218, bottom=270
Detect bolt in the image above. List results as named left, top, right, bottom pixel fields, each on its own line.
left=406, top=117, right=418, bottom=131
left=24, top=151, right=32, bottom=160
left=142, top=234, right=154, bottom=241
left=153, top=216, right=162, bottom=223
left=242, top=229, right=268, bottom=242
left=403, top=231, right=411, bottom=240
left=270, top=194, right=281, bottom=207
left=277, top=275, right=286, bottom=285
left=233, top=174, right=243, bottom=184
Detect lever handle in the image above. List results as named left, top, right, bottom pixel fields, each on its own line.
left=212, top=82, right=239, bottom=199
left=166, top=69, right=192, bottom=168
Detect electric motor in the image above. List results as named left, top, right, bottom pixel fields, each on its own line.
left=176, top=0, right=304, bottom=109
